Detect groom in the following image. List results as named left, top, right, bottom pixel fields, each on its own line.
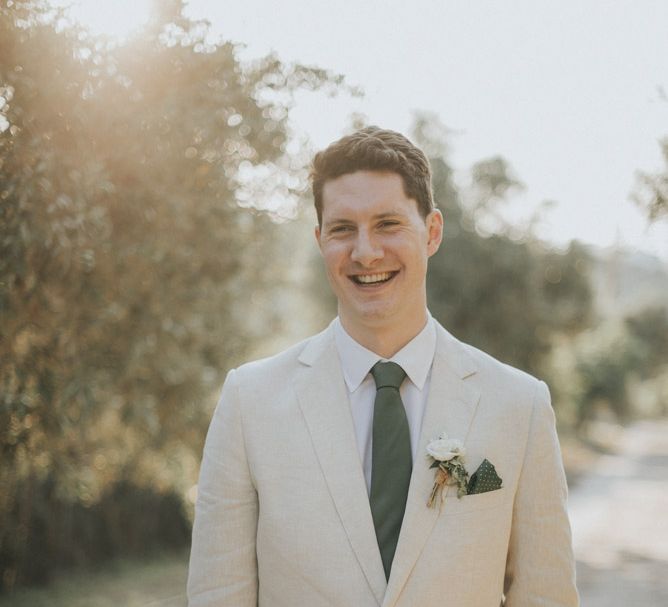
left=187, top=127, right=579, bottom=606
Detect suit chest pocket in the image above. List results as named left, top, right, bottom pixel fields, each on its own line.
left=441, top=486, right=510, bottom=515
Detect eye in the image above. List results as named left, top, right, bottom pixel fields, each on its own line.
left=329, top=225, right=353, bottom=234
left=379, top=220, right=400, bottom=228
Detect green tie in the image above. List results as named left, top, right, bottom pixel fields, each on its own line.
left=369, top=361, right=412, bottom=580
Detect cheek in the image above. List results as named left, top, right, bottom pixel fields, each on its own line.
left=321, top=243, right=348, bottom=269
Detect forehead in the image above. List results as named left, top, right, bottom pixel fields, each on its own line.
left=321, top=171, right=415, bottom=219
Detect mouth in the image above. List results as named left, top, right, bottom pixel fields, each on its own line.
left=349, top=271, right=399, bottom=286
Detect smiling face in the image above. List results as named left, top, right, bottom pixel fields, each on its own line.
left=316, top=170, right=443, bottom=343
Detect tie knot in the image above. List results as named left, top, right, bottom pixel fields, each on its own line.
left=371, top=361, right=406, bottom=390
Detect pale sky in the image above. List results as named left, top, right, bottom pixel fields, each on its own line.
left=67, top=0, right=668, bottom=259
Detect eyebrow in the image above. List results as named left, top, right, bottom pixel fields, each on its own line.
left=374, top=211, right=404, bottom=220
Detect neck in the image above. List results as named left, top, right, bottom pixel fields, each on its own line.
left=339, top=308, right=429, bottom=358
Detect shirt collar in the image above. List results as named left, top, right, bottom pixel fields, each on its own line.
left=333, top=314, right=436, bottom=393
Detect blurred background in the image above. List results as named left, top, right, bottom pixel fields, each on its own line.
left=1, top=1, right=667, bottom=605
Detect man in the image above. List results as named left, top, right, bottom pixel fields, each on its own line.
left=187, top=127, right=579, bottom=606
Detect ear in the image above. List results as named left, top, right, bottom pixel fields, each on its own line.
left=314, top=224, right=323, bottom=253
left=426, top=209, right=443, bottom=257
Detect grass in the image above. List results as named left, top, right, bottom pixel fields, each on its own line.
left=0, top=551, right=189, bottom=607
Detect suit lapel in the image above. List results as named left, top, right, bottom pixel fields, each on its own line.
left=382, top=324, right=482, bottom=607
left=295, top=327, right=387, bottom=605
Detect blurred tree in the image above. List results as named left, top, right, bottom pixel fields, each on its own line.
left=633, top=136, right=668, bottom=222
left=573, top=306, right=668, bottom=429
left=624, top=305, right=668, bottom=378
left=413, top=114, right=594, bottom=378
left=575, top=345, right=631, bottom=428
left=0, top=0, right=341, bottom=590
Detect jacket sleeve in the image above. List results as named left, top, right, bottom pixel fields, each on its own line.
left=187, top=368, right=259, bottom=607
left=503, top=380, right=579, bottom=606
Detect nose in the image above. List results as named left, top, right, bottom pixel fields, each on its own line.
left=350, top=229, right=383, bottom=266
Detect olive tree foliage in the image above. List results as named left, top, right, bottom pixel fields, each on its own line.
left=0, top=0, right=341, bottom=587
left=634, top=136, right=668, bottom=222
left=573, top=305, right=668, bottom=428
left=411, top=114, right=594, bottom=380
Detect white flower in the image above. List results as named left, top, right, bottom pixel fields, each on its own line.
left=426, top=434, right=466, bottom=462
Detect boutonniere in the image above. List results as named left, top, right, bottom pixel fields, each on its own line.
left=426, top=433, right=469, bottom=508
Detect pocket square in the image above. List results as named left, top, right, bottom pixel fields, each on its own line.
left=467, top=458, right=502, bottom=494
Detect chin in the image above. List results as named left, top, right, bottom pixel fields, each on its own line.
left=350, top=303, right=398, bottom=325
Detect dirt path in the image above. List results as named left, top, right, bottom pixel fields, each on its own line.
left=568, top=419, right=668, bottom=606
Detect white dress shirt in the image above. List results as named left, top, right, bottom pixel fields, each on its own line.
left=333, top=315, right=437, bottom=493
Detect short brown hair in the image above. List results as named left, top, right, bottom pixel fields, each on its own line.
left=310, top=126, right=434, bottom=226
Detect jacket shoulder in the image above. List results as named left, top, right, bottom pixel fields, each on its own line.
left=437, top=322, right=547, bottom=408
left=467, top=341, right=541, bottom=388
left=232, top=325, right=331, bottom=385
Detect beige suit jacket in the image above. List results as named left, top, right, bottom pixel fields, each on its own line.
left=187, top=321, right=579, bottom=606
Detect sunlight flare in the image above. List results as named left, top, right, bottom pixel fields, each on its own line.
left=65, top=0, right=153, bottom=40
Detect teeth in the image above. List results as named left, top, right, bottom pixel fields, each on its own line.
left=355, top=272, right=393, bottom=284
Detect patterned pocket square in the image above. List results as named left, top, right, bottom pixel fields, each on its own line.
left=467, top=458, right=502, bottom=494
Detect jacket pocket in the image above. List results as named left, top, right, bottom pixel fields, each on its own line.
left=442, top=486, right=508, bottom=514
